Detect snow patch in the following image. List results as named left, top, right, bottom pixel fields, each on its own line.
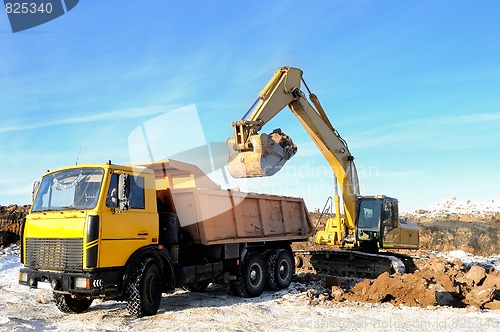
left=406, top=196, right=500, bottom=219
left=438, top=249, right=500, bottom=270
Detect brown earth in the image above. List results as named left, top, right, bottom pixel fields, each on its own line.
left=417, top=220, right=500, bottom=256
left=301, top=212, right=500, bottom=310
left=0, top=204, right=30, bottom=247
left=304, top=256, right=500, bottom=310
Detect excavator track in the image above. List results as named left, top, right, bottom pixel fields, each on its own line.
left=293, top=249, right=408, bottom=279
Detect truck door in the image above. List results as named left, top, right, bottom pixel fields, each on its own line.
left=99, top=172, right=154, bottom=268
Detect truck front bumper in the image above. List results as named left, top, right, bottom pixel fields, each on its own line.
left=18, top=267, right=123, bottom=299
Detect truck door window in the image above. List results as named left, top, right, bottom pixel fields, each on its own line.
left=106, top=173, right=119, bottom=208
left=130, top=176, right=145, bottom=209
left=106, top=174, right=144, bottom=209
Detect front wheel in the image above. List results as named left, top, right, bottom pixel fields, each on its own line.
left=127, top=258, right=163, bottom=318
left=53, top=292, right=93, bottom=314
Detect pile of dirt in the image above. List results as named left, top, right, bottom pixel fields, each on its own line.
left=0, top=204, right=30, bottom=247
left=305, top=255, right=500, bottom=310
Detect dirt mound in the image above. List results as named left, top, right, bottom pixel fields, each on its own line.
left=0, top=204, right=30, bottom=246
left=304, top=255, right=500, bottom=310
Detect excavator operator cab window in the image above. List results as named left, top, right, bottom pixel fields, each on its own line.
left=356, top=199, right=381, bottom=230
left=382, top=200, right=399, bottom=235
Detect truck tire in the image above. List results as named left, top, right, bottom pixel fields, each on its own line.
left=271, top=249, right=294, bottom=289
left=53, top=292, right=93, bottom=314
left=233, top=252, right=267, bottom=298
left=126, top=258, right=163, bottom=318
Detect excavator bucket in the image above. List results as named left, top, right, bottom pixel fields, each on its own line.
left=227, top=129, right=297, bottom=178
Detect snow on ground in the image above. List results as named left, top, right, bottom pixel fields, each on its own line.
left=1, top=245, right=500, bottom=332
left=438, top=250, right=500, bottom=270
left=406, top=197, right=500, bottom=219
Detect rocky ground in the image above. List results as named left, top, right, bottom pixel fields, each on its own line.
left=302, top=251, right=500, bottom=311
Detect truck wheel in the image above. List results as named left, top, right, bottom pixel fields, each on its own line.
left=273, top=249, right=294, bottom=289
left=234, top=252, right=267, bottom=298
left=53, top=292, right=93, bottom=314
left=126, top=258, right=163, bottom=318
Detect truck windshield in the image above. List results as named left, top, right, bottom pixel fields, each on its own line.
left=32, top=168, right=104, bottom=212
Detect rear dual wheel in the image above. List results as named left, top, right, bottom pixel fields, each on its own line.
left=232, top=252, right=267, bottom=298
left=266, top=249, right=294, bottom=290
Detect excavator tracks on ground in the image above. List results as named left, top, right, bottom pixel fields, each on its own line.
left=293, top=249, right=409, bottom=279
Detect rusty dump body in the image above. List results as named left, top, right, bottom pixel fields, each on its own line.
left=173, top=188, right=311, bottom=245
left=145, top=159, right=314, bottom=245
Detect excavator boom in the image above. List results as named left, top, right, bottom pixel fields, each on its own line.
left=227, top=66, right=419, bottom=251
left=227, top=67, right=359, bottom=233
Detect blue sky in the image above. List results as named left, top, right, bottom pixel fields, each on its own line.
left=1, top=1, right=499, bottom=212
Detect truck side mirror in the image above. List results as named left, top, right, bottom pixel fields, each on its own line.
left=32, top=181, right=40, bottom=202
left=118, top=173, right=130, bottom=211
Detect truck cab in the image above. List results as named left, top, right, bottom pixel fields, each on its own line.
left=19, top=163, right=161, bottom=294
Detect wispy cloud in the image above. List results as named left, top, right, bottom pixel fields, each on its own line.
left=348, top=111, right=500, bottom=150
left=0, top=105, right=180, bottom=134
left=447, top=112, right=500, bottom=124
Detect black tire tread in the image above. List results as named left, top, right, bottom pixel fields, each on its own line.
left=266, top=249, right=280, bottom=291
left=126, top=258, right=162, bottom=318
left=53, top=292, right=93, bottom=314
left=233, top=252, right=266, bottom=298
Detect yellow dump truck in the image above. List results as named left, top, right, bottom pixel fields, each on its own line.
left=19, top=159, right=313, bottom=317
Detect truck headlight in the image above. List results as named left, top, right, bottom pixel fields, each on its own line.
left=19, top=272, right=28, bottom=283
left=75, top=277, right=90, bottom=289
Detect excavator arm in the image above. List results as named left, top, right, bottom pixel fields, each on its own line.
left=227, top=67, right=359, bottom=240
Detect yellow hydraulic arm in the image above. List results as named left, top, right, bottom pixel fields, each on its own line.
left=227, top=66, right=360, bottom=243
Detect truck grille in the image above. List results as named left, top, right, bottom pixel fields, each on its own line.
left=26, top=238, right=83, bottom=272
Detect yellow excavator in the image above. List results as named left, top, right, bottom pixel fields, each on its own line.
left=227, top=66, right=419, bottom=276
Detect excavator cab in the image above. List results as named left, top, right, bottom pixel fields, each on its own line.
left=355, top=196, right=419, bottom=251
left=355, top=196, right=394, bottom=251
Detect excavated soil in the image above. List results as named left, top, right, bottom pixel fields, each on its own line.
left=303, top=254, right=500, bottom=310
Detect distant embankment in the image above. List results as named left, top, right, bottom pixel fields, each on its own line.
left=0, top=205, right=30, bottom=247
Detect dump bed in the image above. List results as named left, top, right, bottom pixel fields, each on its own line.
left=141, top=159, right=314, bottom=245
left=170, top=187, right=313, bottom=245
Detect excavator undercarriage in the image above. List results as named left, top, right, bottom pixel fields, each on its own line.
left=293, top=249, right=411, bottom=279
